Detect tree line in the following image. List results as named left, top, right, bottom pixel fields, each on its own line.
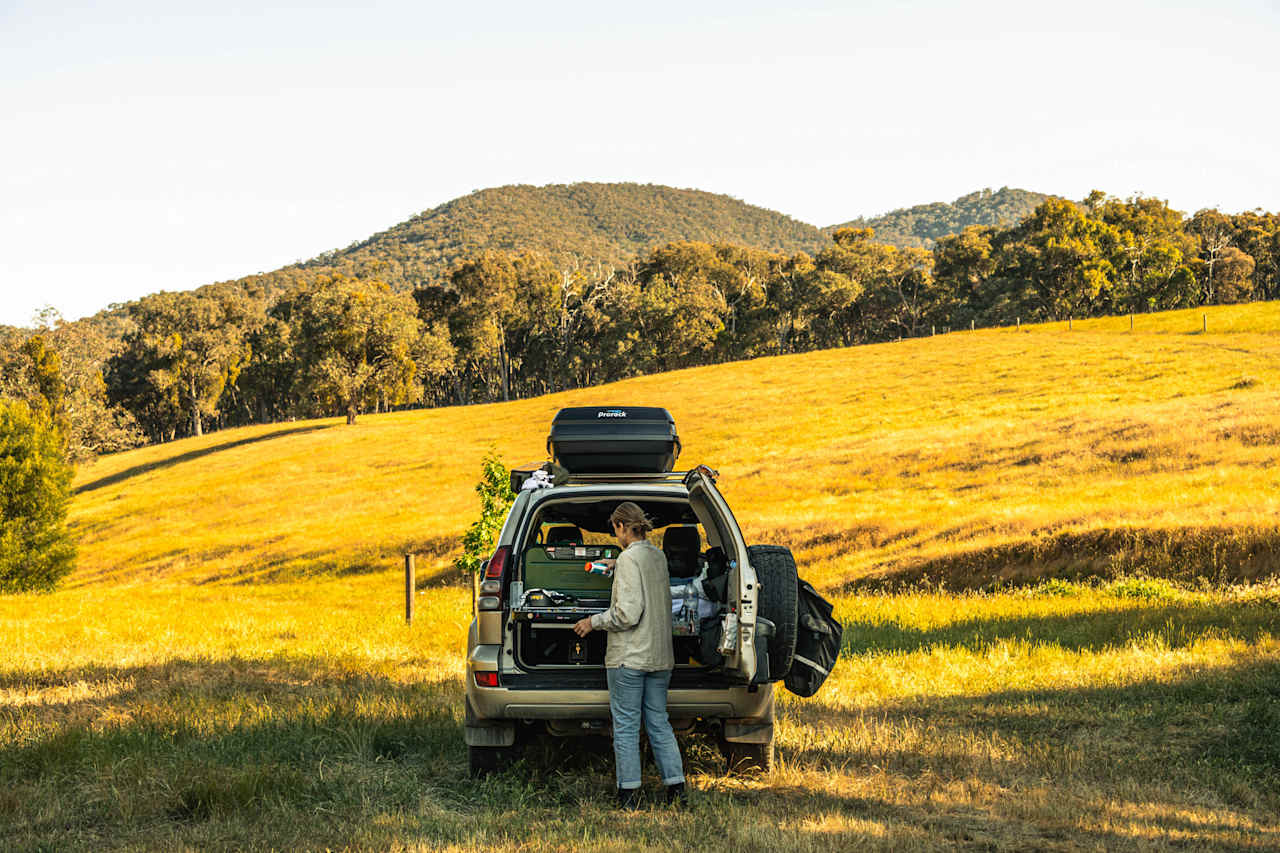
left=3, top=191, right=1279, bottom=455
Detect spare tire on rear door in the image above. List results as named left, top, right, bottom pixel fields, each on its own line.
left=746, top=545, right=798, bottom=680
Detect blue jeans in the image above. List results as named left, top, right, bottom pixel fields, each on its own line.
left=606, top=666, right=685, bottom=789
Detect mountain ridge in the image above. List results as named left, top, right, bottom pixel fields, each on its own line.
left=105, top=182, right=1052, bottom=315
left=288, top=181, right=830, bottom=292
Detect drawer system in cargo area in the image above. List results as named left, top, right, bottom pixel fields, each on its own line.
left=514, top=616, right=709, bottom=668
left=514, top=543, right=712, bottom=668
left=523, top=544, right=618, bottom=595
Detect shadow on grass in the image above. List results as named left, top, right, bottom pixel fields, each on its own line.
left=0, top=655, right=469, bottom=848
left=3, top=646, right=1278, bottom=850
left=775, top=673, right=1280, bottom=852
left=726, top=782, right=1274, bottom=851
left=840, top=596, right=1279, bottom=657
left=783, top=656, right=1280, bottom=789
left=74, top=424, right=335, bottom=495
left=843, top=524, right=1280, bottom=592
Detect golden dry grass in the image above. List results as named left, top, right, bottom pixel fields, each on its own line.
left=2, top=301, right=1279, bottom=851
left=66, top=301, right=1280, bottom=591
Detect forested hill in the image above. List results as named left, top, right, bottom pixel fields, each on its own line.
left=828, top=187, right=1052, bottom=248
left=97, top=183, right=1048, bottom=311
left=278, top=182, right=829, bottom=292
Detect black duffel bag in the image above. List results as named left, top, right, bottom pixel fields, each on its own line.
left=783, top=579, right=842, bottom=697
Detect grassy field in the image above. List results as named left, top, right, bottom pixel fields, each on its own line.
left=3, top=303, right=1279, bottom=850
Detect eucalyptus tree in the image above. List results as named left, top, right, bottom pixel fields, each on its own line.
left=289, top=274, right=421, bottom=425
left=105, top=290, right=251, bottom=441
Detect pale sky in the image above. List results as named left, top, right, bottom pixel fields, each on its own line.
left=3, top=0, right=1278, bottom=326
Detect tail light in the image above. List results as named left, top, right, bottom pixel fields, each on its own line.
left=474, top=671, right=499, bottom=687
left=477, top=545, right=511, bottom=611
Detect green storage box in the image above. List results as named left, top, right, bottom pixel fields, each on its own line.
left=523, top=545, right=618, bottom=594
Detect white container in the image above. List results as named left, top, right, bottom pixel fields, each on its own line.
left=717, top=612, right=739, bottom=655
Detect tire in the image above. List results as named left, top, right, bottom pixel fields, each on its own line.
left=747, top=545, right=798, bottom=680
left=719, top=738, right=774, bottom=775
left=468, top=743, right=524, bottom=777
left=465, top=697, right=524, bottom=778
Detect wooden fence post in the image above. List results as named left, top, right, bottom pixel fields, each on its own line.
left=404, top=553, right=416, bottom=624
left=970, top=319, right=975, bottom=331
left=1068, top=316, right=1073, bottom=331
left=1203, top=314, right=1207, bottom=332
left=1130, top=313, right=1134, bottom=331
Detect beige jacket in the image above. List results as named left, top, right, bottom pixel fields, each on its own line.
left=589, top=539, right=675, bottom=671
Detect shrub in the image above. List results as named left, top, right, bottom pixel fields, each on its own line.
left=453, top=450, right=516, bottom=577
left=0, top=400, right=76, bottom=592
left=1031, top=578, right=1081, bottom=597
left=1107, top=576, right=1181, bottom=601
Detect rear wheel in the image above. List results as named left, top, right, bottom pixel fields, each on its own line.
left=719, top=738, right=774, bottom=775
left=468, top=743, right=523, bottom=777
left=465, top=697, right=525, bottom=778
left=747, top=545, right=798, bottom=680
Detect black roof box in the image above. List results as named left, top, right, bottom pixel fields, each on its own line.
left=547, top=406, right=681, bottom=474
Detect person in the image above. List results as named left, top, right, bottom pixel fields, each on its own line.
left=573, top=501, right=686, bottom=809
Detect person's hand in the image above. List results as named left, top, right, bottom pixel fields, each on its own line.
left=572, top=617, right=593, bottom=637
left=600, top=558, right=616, bottom=570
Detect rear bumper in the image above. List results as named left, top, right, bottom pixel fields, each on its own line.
left=466, top=643, right=773, bottom=723
left=468, top=685, right=770, bottom=721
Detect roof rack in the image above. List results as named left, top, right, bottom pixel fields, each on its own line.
left=510, top=466, right=699, bottom=492
left=565, top=471, right=690, bottom=483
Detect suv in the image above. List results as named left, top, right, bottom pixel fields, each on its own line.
left=464, top=407, right=805, bottom=777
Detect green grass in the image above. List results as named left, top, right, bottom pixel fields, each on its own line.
left=3, top=302, right=1280, bottom=850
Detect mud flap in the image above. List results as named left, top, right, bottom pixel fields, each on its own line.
left=465, top=696, right=516, bottom=746
left=722, top=718, right=773, bottom=744
left=465, top=724, right=516, bottom=747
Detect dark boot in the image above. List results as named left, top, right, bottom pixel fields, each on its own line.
left=664, top=782, right=687, bottom=807
left=616, top=787, right=642, bottom=810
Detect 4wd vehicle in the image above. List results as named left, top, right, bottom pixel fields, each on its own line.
left=464, top=406, right=839, bottom=777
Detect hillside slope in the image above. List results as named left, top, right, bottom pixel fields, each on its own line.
left=68, top=301, right=1280, bottom=590
left=827, top=187, right=1051, bottom=248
